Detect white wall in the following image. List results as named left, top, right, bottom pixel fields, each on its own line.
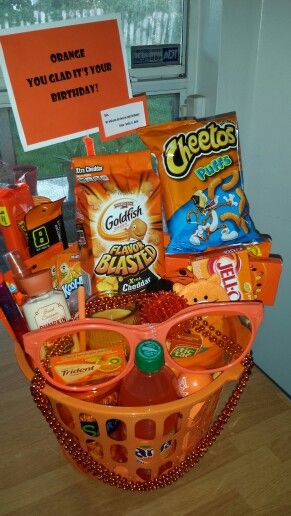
left=194, top=0, right=223, bottom=115
left=197, top=0, right=291, bottom=394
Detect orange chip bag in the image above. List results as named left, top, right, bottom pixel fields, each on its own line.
left=71, top=150, right=165, bottom=296
left=138, top=113, right=262, bottom=254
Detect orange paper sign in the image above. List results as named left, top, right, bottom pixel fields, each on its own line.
left=0, top=16, right=132, bottom=150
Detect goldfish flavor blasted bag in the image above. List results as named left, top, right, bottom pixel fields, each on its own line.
left=138, top=112, right=262, bottom=254
left=72, top=150, right=165, bottom=296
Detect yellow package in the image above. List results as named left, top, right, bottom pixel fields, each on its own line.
left=71, top=150, right=165, bottom=296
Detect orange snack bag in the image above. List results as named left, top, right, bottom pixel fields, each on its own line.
left=139, top=113, right=262, bottom=254
left=72, top=150, right=165, bottom=296
left=0, top=183, right=33, bottom=258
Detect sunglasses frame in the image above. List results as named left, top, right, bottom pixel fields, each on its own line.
left=23, top=300, right=263, bottom=393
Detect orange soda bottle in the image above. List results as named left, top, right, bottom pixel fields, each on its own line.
left=118, top=339, right=179, bottom=440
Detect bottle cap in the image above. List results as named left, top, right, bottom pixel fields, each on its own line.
left=18, top=269, right=53, bottom=297
left=4, top=251, right=30, bottom=278
left=135, top=339, right=165, bottom=373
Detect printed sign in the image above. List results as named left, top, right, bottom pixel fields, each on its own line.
left=0, top=16, right=132, bottom=150
left=98, top=96, right=148, bottom=141
left=131, top=44, right=180, bottom=68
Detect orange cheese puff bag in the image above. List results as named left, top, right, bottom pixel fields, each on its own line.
left=71, top=150, right=165, bottom=296
left=138, top=112, right=262, bottom=254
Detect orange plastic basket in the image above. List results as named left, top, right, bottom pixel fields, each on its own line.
left=15, top=341, right=253, bottom=491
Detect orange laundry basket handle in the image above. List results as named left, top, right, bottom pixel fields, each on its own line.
left=30, top=354, right=253, bottom=491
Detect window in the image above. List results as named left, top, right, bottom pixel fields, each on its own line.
left=8, top=93, right=180, bottom=202
left=0, top=1, right=187, bottom=87
left=0, top=1, right=199, bottom=198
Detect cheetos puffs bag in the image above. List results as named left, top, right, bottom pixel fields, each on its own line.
left=138, top=112, right=262, bottom=254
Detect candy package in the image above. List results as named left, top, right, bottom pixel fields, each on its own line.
left=50, top=346, right=126, bottom=387
left=138, top=112, right=262, bottom=254
left=72, top=150, right=165, bottom=296
left=25, top=198, right=68, bottom=256
left=0, top=183, right=33, bottom=258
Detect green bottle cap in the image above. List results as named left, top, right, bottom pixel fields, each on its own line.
left=135, top=339, right=165, bottom=373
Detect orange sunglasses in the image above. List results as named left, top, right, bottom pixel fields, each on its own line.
left=23, top=300, right=263, bottom=395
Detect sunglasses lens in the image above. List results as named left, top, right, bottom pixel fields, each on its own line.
left=38, top=327, right=130, bottom=388
left=166, top=311, right=252, bottom=371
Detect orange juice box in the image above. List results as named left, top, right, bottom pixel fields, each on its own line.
left=50, top=346, right=126, bottom=387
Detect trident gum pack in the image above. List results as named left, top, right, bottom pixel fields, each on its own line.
left=72, top=150, right=165, bottom=296
left=138, top=113, right=262, bottom=254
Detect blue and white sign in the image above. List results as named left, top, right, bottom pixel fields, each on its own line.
left=131, top=44, right=180, bottom=68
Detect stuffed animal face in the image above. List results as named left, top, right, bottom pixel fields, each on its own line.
left=173, top=273, right=229, bottom=304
